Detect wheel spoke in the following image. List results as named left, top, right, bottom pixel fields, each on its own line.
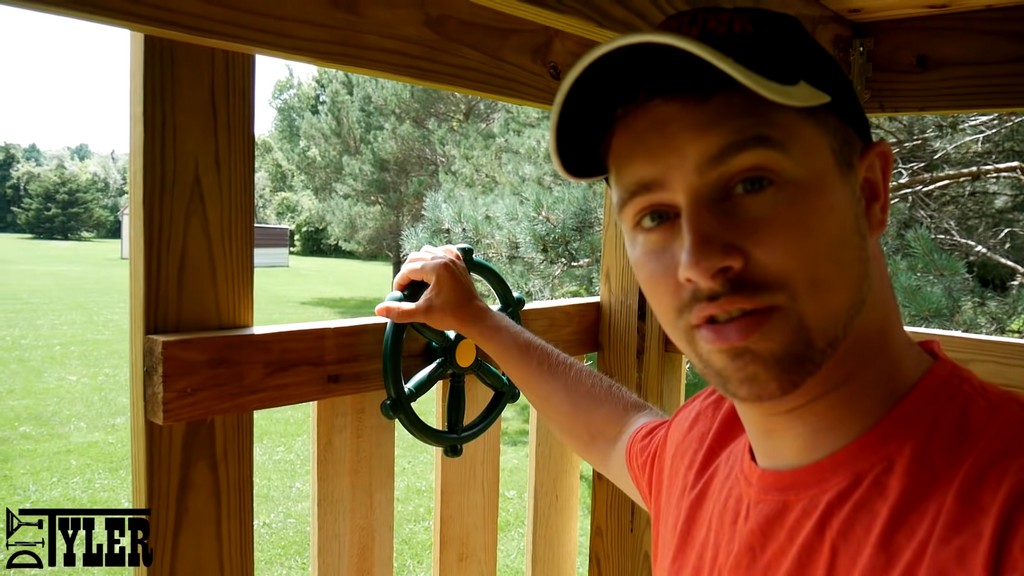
left=474, top=360, right=512, bottom=394
left=404, top=358, right=447, bottom=403
left=446, top=374, right=466, bottom=435
left=411, top=323, right=450, bottom=346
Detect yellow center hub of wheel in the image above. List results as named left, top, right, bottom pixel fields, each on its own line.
left=455, top=338, right=477, bottom=368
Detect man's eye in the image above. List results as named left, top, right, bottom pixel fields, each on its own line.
left=734, top=176, right=772, bottom=195
left=637, top=209, right=676, bottom=230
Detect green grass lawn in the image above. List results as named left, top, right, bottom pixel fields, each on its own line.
left=0, top=233, right=591, bottom=574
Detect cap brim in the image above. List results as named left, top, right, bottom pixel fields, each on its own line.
left=550, top=32, right=832, bottom=182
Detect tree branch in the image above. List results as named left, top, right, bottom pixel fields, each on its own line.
left=892, top=161, right=1023, bottom=197
left=935, top=233, right=1024, bottom=279
left=933, top=115, right=1024, bottom=160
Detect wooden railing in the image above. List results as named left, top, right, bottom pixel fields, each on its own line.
left=144, top=299, right=601, bottom=424
left=145, top=298, right=600, bottom=574
left=144, top=297, right=1024, bottom=575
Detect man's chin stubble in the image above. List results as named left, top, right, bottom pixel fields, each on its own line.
left=696, top=342, right=830, bottom=404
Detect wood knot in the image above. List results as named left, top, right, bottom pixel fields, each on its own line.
left=546, top=61, right=562, bottom=81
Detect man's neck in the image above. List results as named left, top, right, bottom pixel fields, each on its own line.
left=732, top=304, right=934, bottom=471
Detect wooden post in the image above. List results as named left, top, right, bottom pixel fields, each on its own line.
left=588, top=190, right=685, bottom=576
left=311, top=392, right=396, bottom=575
left=525, top=403, right=581, bottom=576
left=129, top=34, right=255, bottom=575
left=433, top=377, right=502, bottom=576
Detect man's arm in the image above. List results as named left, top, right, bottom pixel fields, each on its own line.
left=375, top=245, right=664, bottom=506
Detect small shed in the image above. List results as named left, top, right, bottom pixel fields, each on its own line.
left=254, top=224, right=290, bottom=267
left=119, top=208, right=290, bottom=267
left=118, top=205, right=130, bottom=259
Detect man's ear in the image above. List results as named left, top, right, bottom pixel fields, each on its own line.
left=857, top=140, right=895, bottom=240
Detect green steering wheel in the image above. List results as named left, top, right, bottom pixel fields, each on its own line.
left=380, top=245, right=525, bottom=458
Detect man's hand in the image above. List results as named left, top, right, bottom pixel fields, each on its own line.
left=374, top=244, right=493, bottom=335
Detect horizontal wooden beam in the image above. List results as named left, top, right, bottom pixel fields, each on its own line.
left=471, top=0, right=854, bottom=67
left=824, top=0, right=1024, bottom=22
left=471, top=0, right=848, bottom=40
left=145, top=297, right=600, bottom=424
left=473, top=0, right=1024, bottom=33
left=472, top=1, right=1024, bottom=114
left=665, top=327, right=1024, bottom=394
left=860, top=6, right=1024, bottom=113
left=3, top=0, right=596, bottom=108
left=9, top=0, right=1024, bottom=113
left=905, top=327, right=1024, bottom=394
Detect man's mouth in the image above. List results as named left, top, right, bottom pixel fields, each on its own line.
left=693, top=304, right=776, bottom=347
left=707, top=308, right=753, bottom=324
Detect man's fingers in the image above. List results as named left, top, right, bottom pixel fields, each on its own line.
left=393, top=247, right=468, bottom=292
left=403, top=245, right=461, bottom=266
left=437, top=245, right=466, bottom=266
left=438, top=244, right=463, bottom=260
left=380, top=244, right=479, bottom=332
left=374, top=300, right=418, bottom=323
left=392, top=258, right=439, bottom=291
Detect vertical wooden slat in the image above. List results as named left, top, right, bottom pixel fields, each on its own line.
left=525, top=401, right=581, bottom=576
left=433, top=377, right=501, bottom=576
left=311, top=391, right=396, bottom=576
left=650, top=317, right=685, bottom=409
left=588, top=190, right=684, bottom=576
left=129, top=34, right=255, bottom=575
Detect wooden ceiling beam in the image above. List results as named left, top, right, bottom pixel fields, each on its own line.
left=823, top=0, right=1024, bottom=22
left=472, top=0, right=1024, bottom=113
left=471, top=0, right=1024, bottom=32
left=861, top=6, right=1024, bottom=113
left=7, top=1, right=1022, bottom=117
left=471, top=0, right=855, bottom=67
left=2, top=0, right=597, bottom=108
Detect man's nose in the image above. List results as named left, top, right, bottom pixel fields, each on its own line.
left=676, top=210, right=744, bottom=289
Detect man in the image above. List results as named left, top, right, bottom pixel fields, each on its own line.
left=376, top=7, right=1024, bottom=574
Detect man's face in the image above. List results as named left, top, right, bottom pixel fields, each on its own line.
left=607, top=93, right=874, bottom=403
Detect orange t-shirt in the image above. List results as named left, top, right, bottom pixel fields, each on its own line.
left=627, top=341, right=1024, bottom=575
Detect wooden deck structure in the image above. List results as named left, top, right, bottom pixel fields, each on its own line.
left=4, top=1, right=1023, bottom=574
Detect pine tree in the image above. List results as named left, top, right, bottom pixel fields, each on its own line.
left=885, top=219, right=1024, bottom=338
left=15, top=162, right=107, bottom=240
left=404, top=104, right=603, bottom=301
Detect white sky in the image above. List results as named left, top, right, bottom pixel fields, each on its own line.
left=0, top=5, right=316, bottom=154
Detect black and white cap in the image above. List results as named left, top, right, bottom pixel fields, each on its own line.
left=550, top=7, right=873, bottom=182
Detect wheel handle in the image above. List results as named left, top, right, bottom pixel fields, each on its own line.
left=380, top=244, right=525, bottom=457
